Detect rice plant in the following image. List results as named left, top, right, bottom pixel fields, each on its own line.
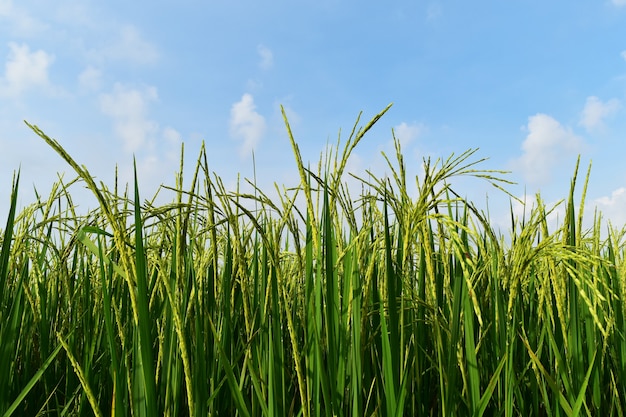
left=0, top=107, right=624, bottom=416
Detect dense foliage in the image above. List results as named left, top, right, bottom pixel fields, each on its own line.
left=0, top=107, right=624, bottom=416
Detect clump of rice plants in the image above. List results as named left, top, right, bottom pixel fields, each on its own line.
left=0, top=106, right=624, bottom=416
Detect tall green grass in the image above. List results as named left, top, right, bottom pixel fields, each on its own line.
left=0, top=108, right=623, bottom=416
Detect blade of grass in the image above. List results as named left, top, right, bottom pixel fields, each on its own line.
left=2, top=343, right=63, bottom=417
left=207, top=315, right=251, bottom=417
left=57, top=333, right=103, bottom=417
left=131, top=160, right=158, bottom=417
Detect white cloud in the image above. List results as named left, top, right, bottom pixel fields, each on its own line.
left=161, top=126, right=183, bottom=161
left=512, top=114, right=584, bottom=185
left=126, top=128, right=183, bottom=189
left=593, top=187, right=626, bottom=227
left=97, top=86, right=183, bottom=195
left=229, top=93, right=266, bottom=158
left=78, top=65, right=102, bottom=91
left=393, top=122, right=425, bottom=147
left=99, top=83, right=159, bottom=153
left=246, top=78, right=263, bottom=90
left=0, top=42, right=55, bottom=97
left=90, top=24, right=158, bottom=66
left=257, top=44, right=273, bottom=70
left=622, top=51, right=626, bottom=61
left=579, top=96, right=620, bottom=131
left=0, top=0, right=9, bottom=14
left=0, top=0, right=48, bottom=37
left=162, top=127, right=181, bottom=145
left=52, top=3, right=95, bottom=27
left=612, top=0, right=626, bottom=6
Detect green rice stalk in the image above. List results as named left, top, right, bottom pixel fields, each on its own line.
left=8, top=109, right=626, bottom=415
left=2, top=343, right=63, bottom=417
left=207, top=315, right=251, bottom=417
left=57, top=333, right=103, bottom=417
left=0, top=171, right=18, bottom=307
left=129, top=160, right=158, bottom=417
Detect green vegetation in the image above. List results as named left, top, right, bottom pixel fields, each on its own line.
left=0, top=105, right=624, bottom=416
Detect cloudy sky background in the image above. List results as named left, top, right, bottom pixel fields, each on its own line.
left=1, top=0, right=626, bottom=233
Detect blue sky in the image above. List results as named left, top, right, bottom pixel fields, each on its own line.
left=1, top=0, right=626, bottom=231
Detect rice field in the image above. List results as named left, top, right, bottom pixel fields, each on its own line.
left=1, top=106, right=625, bottom=416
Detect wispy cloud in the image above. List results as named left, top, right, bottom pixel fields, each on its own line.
left=257, top=44, right=273, bottom=70
left=511, top=114, right=584, bottom=185
left=594, top=187, right=626, bottom=226
left=78, top=65, right=102, bottom=92
left=0, top=42, right=55, bottom=97
left=229, top=93, right=266, bottom=158
left=99, top=83, right=159, bottom=153
left=612, top=0, right=626, bottom=6
left=393, top=122, right=425, bottom=147
left=579, top=96, right=620, bottom=132
left=0, top=0, right=48, bottom=37
left=89, top=24, right=159, bottom=66
left=126, top=125, right=182, bottom=185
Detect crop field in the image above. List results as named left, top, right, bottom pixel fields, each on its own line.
left=1, top=107, right=625, bottom=416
